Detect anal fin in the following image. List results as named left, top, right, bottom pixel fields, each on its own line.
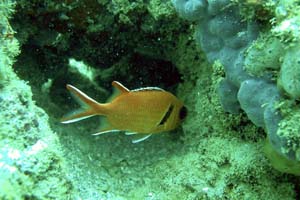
left=92, top=117, right=120, bottom=135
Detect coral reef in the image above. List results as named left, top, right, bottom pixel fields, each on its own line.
left=0, top=1, right=75, bottom=199
left=172, top=0, right=300, bottom=174
left=0, top=0, right=299, bottom=199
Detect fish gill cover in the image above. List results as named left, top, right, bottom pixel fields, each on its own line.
left=0, top=0, right=299, bottom=199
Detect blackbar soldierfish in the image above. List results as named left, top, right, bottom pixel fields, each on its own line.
left=61, top=81, right=187, bottom=143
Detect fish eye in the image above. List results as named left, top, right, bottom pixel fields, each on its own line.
left=179, top=106, right=187, bottom=120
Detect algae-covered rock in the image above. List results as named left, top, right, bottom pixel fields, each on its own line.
left=279, top=45, right=300, bottom=99
left=244, top=35, right=284, bottom=77
left=0, top=1, right=75, bottom=199
left=264, top=139, right=300, bottom=176
left=0, top=51, right=75, bottom=198
left=277, top=107, right=300, bottom=161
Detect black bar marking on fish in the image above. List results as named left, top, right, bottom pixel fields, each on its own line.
left=158, top=104, right=174, bottom=126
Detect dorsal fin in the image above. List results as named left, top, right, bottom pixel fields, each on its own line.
left=106, top=81, right=130, bottom=103
left=112, top=81, right=130, bottom=93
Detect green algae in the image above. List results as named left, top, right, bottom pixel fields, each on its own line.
left=277, top=104, right=300, bottom=162
left=244, top=34, right=283, bottom=77
left=1, top=0, right=299, bottom=199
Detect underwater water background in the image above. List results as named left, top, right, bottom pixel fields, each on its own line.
left=0, top=0, right=300, bottom=199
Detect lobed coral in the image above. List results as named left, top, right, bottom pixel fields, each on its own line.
left=172, top=0, right=300, bottom=174
left=173, top=0, right=300, bottom=173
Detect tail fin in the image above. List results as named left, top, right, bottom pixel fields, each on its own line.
left=61, top=84, right=106, bottom=124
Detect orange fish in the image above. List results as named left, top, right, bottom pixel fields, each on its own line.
left=61, top=81, right=187, bottom=143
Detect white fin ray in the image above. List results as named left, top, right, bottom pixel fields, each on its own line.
left=125, top=132, right=138, bottom=135
left=92, top=130, right=121, bottom=136
left=132, top=134, right=152, bottom=143
left=61, top=114, right=96, bottom=124
left=107, top=81, right=129, bottom=102
left=131, top=87, right=164, bottom=92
